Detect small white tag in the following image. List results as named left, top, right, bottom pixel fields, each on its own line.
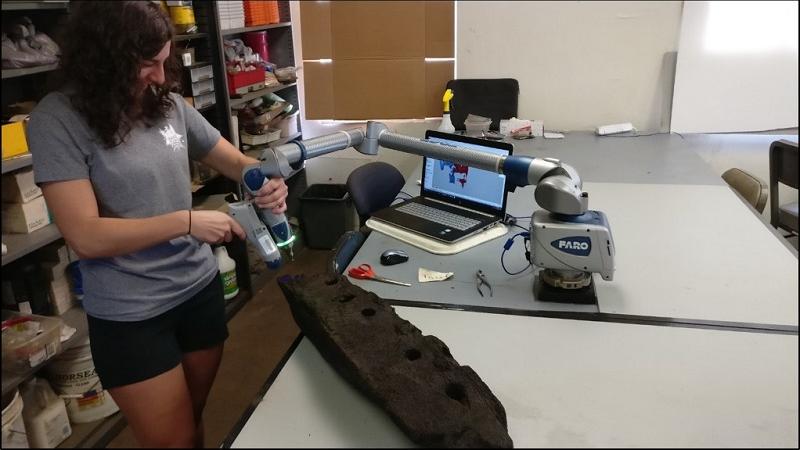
left=182, top=52, right=192, bottom=66
left=418, top=268, right=454, bottom=283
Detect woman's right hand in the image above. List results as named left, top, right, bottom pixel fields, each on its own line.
left=189, top=210, right=246, bottom=244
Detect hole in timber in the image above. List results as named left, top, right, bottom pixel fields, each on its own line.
left=405, top=349, right=421, bottom=361
left=446, top=383, right=467, bottom=402
left=362, top=308, right=376, bottom=317
left=336, top=294, right=355, bottom=303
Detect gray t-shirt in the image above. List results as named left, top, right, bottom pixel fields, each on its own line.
left=27, top=91, right=221, bottom=322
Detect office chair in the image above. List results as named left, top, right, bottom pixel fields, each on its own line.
left=721, top=168, right=768, bottom=213
left=445, top=78, right=519, bottom=131
left=768, top=139, right=799, bottom=235
left=346, top=162, right=405, bottom=226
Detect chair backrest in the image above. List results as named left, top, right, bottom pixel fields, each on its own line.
left=722, top=168, right=768, bottom=213
left=722, top=167, right=769, bottom=213
left=346, top=162, right=405, bottom=224
left=445, top=79, right=519, bottom=131
left=769, top=139, right=799, bottom=228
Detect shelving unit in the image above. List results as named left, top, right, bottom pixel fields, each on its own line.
left=174, top=32, right=208, bottom=42
left=2, top=306, right=87, bottom=397
left=1, top=1, right=68, bottom=11
left=2, top=3, right=302, bottom=447
left=220, top=21, right=291, bottom=36
left=1, top=153, right=33, bottom=174
left=229, top=81, right=297, bottom=107
left=1, top=223, right=62, bottom=267
left=1, top=63, right=59, bottom=79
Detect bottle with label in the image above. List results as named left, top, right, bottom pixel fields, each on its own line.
left=436, top=88, right=456, bottom=133
left=19, top=377, right=72, bottom=448
left=214, top=246, right=239, bottom=301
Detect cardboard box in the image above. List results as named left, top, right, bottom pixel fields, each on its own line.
left=1, top=121, right=29, bottom=160
left=2, top=195, right=49, bottom=233
left=333, top=59, right=426, bottom=119
left=330, top=2, right=425, bottom=59
left=2, top=168, right=42, bottom=203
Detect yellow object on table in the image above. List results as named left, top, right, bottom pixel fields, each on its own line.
left=2, top=121, right=29, bottom=160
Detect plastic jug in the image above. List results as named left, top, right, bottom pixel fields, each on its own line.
left=19, top=378, right=71, bottom=448
left=214, top=247, right=239, bottom=300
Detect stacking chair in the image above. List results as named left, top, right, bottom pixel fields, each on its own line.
left=768, top=139, right=799, bottom=235
left=445, top=79, right=519, bottom=131
left=721, top=168, right=768, bottom=213
left=345, top=162, right=405, bottom=227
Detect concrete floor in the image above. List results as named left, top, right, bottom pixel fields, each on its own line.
left=108, top=246, right=330, bottom=448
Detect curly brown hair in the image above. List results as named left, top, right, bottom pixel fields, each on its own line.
left=55, top=1, right=181, bottom=148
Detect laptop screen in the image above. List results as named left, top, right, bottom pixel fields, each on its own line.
left=421, top=131, right=513, bottom=215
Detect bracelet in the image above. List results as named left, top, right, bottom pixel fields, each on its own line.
left=188, top=210, right=192, bottom=235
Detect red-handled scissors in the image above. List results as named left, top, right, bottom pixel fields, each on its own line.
left=347, top=264, right=411, bottom=287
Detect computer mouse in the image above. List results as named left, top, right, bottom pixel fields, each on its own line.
left=380, top=249, right=409, bottom=266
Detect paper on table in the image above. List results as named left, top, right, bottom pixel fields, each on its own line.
left=418, top=268, right=454, bottom=282
left=544, top=132, right=565, bottom=139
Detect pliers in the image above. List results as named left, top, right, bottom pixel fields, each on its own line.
left=476, top=270, right=492, bottom=297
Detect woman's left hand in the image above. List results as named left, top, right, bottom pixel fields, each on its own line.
left=252, top=177, right=289, bottom=214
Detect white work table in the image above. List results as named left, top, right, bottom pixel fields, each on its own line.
left=231, top=307, right=798, bottom=448
left=224, top=132, right=798, bottom=448
left=345, top=133, right=798, bottom=329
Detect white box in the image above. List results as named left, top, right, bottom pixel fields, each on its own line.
left=40, top=243, right=69, bottom=265
left=531, top=120, right=544, bottom=137
left=595, top=122, right=634, bottom=135
left=2, top=168, right=41, bottom=203
left=2, top=195, right=49, bottom=233
left=49, top=276, right=75, bottom=315
left=41, top=260, right=69, bottom=281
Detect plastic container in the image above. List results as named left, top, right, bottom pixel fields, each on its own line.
left=242, top=31, right=269, bottom=64
left=277, top=112, right=299, bottom=138
left=227, top=69, right=265, bottom=96
left=44, top=337, right=119, bottom=424
left=1, top=311, right=63, bottom=374
left=274, top=66, right=297, bottom=83
left=169, top=2, right=198, bottom=34
left=2, top=390, right=28, bottom=448
left=464, top=114, right=492, bottom=137
left=66, top=261, right=83, bottom=302
left=214, top=247, right=239, bottom=301
left=19, top=378, right=71, bottom=447
left=299, top=184, right=357, bottom=249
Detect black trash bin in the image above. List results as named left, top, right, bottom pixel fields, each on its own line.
left=299, top=184, right=357, bottom=249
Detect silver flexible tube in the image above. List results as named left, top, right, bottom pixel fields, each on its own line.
left=377, top=132, right=503, bottom=173
left=272, top=129, right=366, bottom=165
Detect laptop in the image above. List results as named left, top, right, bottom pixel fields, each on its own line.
left=370, top=130, right=513, bottom=243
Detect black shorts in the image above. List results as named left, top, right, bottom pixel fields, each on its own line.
left=87, top=274, right=229, bottom=390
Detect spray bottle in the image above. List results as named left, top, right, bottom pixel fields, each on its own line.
left=214, top=246, right=239, bottom=300
left=436, top=88, right=455, bottom=133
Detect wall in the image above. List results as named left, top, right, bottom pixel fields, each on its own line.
left=292, top=1, right=684, bottom=184
left=456, top=1, right=683, bottom=133
left=670, top=1, right=799, bottom=133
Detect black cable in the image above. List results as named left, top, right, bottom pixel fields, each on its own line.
left=500, top=232, right=532, bottom=275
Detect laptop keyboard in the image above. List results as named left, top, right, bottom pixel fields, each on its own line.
left=396, top=202, right=481, bottom=231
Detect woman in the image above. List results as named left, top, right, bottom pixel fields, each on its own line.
left=27, top=2, right=287, bottom=447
